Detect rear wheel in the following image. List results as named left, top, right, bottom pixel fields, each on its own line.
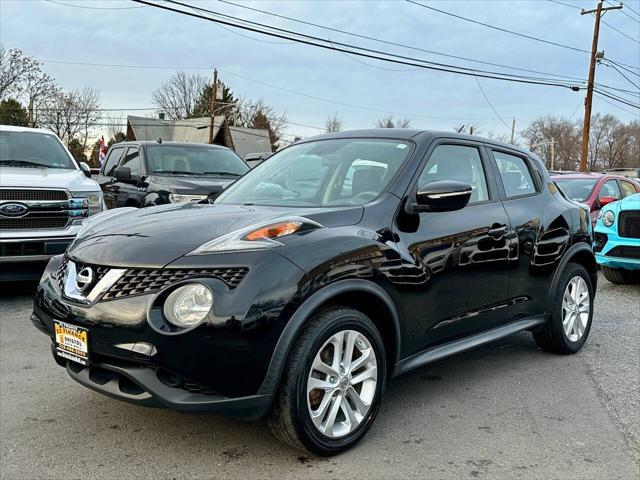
left=602, top=266, right=640, bottom=284
left=533, top=263, right=594, bottom=354
left=268, top=308, right=386, bottom=456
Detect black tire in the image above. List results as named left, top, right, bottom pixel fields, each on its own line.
left=533, top=263, right=594, bottom=354
left=601, top=266, right=640, bottom=284
left=268, top=307, right=387, bottom=456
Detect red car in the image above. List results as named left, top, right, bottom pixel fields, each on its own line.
left=552, top=173, right=640, bottom=225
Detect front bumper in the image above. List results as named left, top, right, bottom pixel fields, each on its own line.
left=594, top=229, right=640, bottom=271
left=32, top=253, right=306, bottom=419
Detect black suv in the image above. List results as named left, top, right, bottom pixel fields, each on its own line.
left=97, top=141, right=249, bottom=208
left=33, top=130, right=596, bottom=455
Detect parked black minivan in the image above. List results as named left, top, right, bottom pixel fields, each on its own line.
left=97, top=141, right=249, bottom=208
left=34, top=130, right=596, bottom=456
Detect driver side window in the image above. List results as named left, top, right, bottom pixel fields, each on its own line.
left=599, top=180, right=621, bottom=200
left=417, top=144, right=489, bottom=204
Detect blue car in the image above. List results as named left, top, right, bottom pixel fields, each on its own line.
left=594, top=193, right=640, bottom=284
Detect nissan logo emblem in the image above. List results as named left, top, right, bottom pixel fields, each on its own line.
left=0, top=202, right=29, bottom=217
left=76, top=267, right=94, bottom=292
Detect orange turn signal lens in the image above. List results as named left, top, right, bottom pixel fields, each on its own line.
left=244, top=221, right=302, bottom=241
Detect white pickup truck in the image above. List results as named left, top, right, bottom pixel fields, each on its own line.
left=0, top=125, right=105, bottom=281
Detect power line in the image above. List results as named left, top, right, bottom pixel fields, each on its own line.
left=600, top=18, right=640, bottom=44
left=593, top=87, right=640, bottom=108
left=134, top=0, right=584, bottom=91
left=216, top=0, right=588, bottom=82
left=472, top=76, right=511, bottom=130
left=602, top=60, right=640, bottom=89
left=43, top=0, right=146, bottom=10
left=408, top=0, right=640, bottom=71
left=605, top=0, right=640, bottom=23
left=605, top=58, right=640, bottom=77
left=594, top=92, right=640, bottom=115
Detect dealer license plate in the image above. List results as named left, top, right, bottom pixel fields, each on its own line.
left=54, top=320, right=89, bottom=365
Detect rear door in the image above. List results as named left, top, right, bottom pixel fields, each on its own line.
left=97, top=146, right=126, bottom=209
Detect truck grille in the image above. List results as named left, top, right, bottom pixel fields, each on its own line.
left=102, top=267, right=249, bottom=300
left=618, top=210, right=640, bottom=239
left=0, top=189, right=69, bottom=201
left=0, top=215, right=69, bottom=230
left=606, top=245, right=640, bottom=260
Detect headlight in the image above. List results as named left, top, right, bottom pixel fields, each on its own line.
left=163, top=283, right=213, bottom=328
left=188, top=217, right=323, bottom=255
left=602, top=210, right=615, bottom=227
left=70, top=191, right=105, bottom=224
left=169, top=193, right=208, bottom=203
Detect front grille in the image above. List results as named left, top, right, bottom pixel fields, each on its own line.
left=55, top=256, right=69, bottom=290
left=102, top=267, right=249, bottom=300
left=0, top=215, right=69, bottom=230
left=1, top=240, right=68, bottom=258
left=607, top=245, right=640, bottom=260
left=0, top=189, right=69, bottom=201
left=619, top=210, right=640, bottom=238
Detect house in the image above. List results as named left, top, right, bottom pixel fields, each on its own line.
left=125, top=115, right=272, bottom=158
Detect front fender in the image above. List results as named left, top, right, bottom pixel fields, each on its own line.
left=256, top=278, right=401, bottom=397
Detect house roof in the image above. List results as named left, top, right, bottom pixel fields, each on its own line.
left=126, top=116, right=271, bottom=158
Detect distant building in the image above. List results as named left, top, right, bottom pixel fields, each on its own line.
left=125, top=115, right=272, bottom=159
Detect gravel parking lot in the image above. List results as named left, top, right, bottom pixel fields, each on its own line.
left=1, top=273, right=638, bottom=480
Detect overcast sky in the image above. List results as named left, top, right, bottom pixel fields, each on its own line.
left=1, top=0, right=639, bottom=142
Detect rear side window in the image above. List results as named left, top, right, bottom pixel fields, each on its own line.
left=493, top=151, right=537, bottom=198
left=599, top=180, right=621, bottom=200
left=102, top=147, right=125, bottom=177
left=121, top=147, right=141, bottom=177
left=620, top=180, right=637, bottom=198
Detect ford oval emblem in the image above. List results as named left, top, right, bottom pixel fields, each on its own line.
left=0, top=202, right=29, bottom=217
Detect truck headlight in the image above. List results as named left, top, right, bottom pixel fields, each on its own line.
left=169, top=193, right=208, bottom=203
left=602, top=210, right=615, bottom=227
left=70, top=191, right=105, bottom=224
left=163, top=283, right=213, bottom=328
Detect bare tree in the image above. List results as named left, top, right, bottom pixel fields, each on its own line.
left=235, top=99, right=287, bottom=150
left=152, top=71, right=208, bottom=120
left=522, top=116, right=581, bottom=170
left=40, top=87, right=101, bottom=152
left=375, top=116, right=410, bottom=128
left=325, top=112, right=343, bottom=133
left=0, top=47, right=39, bottom=99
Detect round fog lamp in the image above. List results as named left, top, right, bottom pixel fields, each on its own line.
left=163, top=283, right=213, bottom=328
left=602, top=210, right=615, bottom=227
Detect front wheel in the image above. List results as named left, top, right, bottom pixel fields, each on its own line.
left=268, top=308, right=386, bottom=456
left=533, top=263, right=594, bottom=354
left=602, top=266, right=640, bottom=284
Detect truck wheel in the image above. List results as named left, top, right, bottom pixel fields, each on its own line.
left=602, top=266, right=640, bottom=284
left=533, top=263, right=594, bottom=354
left=268, top=308, right=386, bottom=456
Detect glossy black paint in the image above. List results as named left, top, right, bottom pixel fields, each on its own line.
left=33, top=130, right=596, bottom=419
left=97, top=141, right=247, bottom=208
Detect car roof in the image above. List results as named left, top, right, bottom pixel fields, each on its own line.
left=299, top=129, right=535, bottom=156
left=0, top=124, right=58, bottom=135
left=114, top=141, right=231, bottom=150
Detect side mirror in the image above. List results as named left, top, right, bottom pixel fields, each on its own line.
left=114, top=166, right=132, bottom=182
left=79, top=162, right=92, bottom=178
left=409, top=180, right=472, bottom=213
left=598, top=196, right=617, bottom=208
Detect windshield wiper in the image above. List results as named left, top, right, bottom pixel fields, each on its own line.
left=0, top=159, right=56, bottom=168
left=200, top=171, right=242, bottom=177
left=154, top=170, right=195, bottom=175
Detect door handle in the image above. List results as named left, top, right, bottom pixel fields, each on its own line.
left=488, top=225, right=509, bottom=238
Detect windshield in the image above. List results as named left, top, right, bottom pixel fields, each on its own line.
left=216, top=138, right=413, bottom=207
left=0, top=130, right=76, bottom=169
left=554, top=178, right=598, bottom=202
left=146, top=145, right=249, bottom=177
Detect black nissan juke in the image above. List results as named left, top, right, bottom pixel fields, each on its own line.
left=32, top=129, right=597, bottom=455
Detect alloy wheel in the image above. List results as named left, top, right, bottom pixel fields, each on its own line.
left=561, top=275, right=590, bottom=342
left=306, top=329, right=378, bottom=438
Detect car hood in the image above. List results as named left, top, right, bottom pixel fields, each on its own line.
left=617, top=193, right=640, bottom=211
left=68, top=202, right=363, bottom=267
left=150, top=175, right=236, bottom=194
left=0, top=166, right=100, bottom=192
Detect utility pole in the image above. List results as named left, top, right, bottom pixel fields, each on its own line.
left=510, top=117, right=516, bottom=144
left=208, top=69, right=218, bottom=144
left=578, top=1, right=622, bottom=172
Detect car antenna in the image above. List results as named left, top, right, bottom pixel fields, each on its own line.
left=157, top=137, right=162, bottom=144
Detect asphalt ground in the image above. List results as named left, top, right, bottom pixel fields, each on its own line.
left=1, top=273, right=638, bottom=479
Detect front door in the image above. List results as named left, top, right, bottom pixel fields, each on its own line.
left=115, top=146, right=144, bottom=207
left=394, top=141, right=513, bottom=356
left=97, top=145, right=126, bottom=209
